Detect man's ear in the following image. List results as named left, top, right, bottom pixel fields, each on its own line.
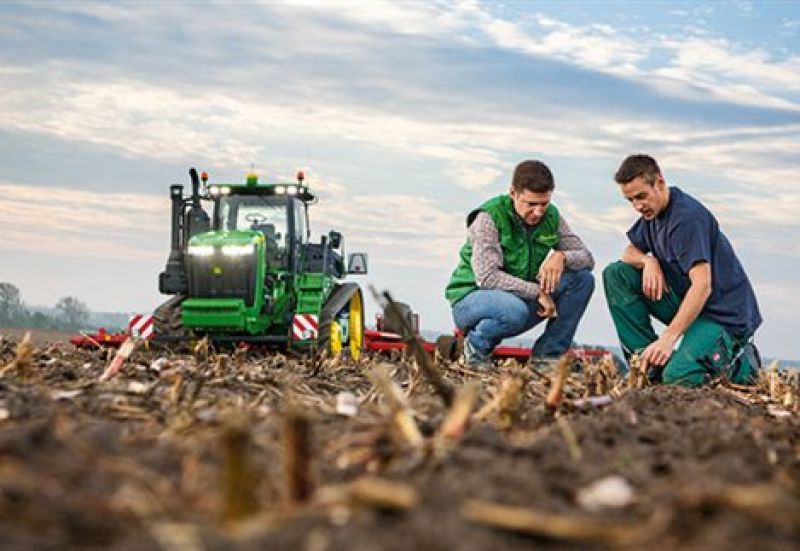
left=509, top=186, right=517, bottom=199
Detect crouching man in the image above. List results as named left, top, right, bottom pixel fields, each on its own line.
left=445, top=160, right=595, bottom=369
left=604, top=154, right=762, bottom=386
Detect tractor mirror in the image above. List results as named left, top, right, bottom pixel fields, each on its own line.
left=347, top=252, right=368, bottom=275
left=328, top=230, right=342, bottom=249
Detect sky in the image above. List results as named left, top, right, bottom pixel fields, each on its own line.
left=1, top=0, right=798, bottom=358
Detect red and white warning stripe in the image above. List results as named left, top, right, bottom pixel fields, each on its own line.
left=128, top=314, right=154, bottom=340
left=292, top=314, right=319, bottom=340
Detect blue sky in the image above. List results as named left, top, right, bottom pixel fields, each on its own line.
left=1, top=1, right=798, bottom=358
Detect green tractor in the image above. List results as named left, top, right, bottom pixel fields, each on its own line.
left=155, top=168, right=368, bottom=358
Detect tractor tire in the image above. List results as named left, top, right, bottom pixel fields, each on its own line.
left=317, top=289, right=365, bottom=361
left=152, top=295, right=189, bottom=339
left=315, top=317, right=336, bottom=359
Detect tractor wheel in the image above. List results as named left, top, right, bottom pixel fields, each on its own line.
left=316, top=318, right=340, bottom=359
left=153, top=295, right=188, bottom=339
left=346, top=290, right=364, bottom=361
left=317, top=290, right=364, bottom=361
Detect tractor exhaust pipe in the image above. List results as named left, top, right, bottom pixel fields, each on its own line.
left=169, top=184, right=184, bottom=253
left=185, top=167, right=211, bottom=240
left=190, top=167, right=202, bottom=208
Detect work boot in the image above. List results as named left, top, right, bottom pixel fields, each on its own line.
left=529, top=356, right=561, bottom=372
left=463, top=338, right=494, bottom=371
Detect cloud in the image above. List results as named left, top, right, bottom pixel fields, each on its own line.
left=313, top=193, right=464, bottom=269
left=0, top=179, right=467, bottom=273
left=0, top=181, right=167, bottom=261
left=480, top=13, right=646, bottom=74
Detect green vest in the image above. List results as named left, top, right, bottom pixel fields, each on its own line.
left=445, top=195, right=560, bottom=305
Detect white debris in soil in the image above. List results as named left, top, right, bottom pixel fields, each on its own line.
left=576, top=475, right=634, bottom=511
left=51, top=389, right=84, bottom=401
left=336, top=391, right=359, bottom=417
left=127, top=381, right=149, bottom=395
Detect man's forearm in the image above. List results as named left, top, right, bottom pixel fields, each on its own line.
left=477, top=268, right=540, bottom=299
left=621, top=244, right=650, bottom=269
left=663, top=282, right=710, bottom=342
left=555, top=217, right=594, bottom=271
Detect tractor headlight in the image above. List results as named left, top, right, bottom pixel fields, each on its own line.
left=221, top=244, right=254, bottom=256
left=209, top=186, right=220, bottom=197
left=286, top=185, right=297, bottom=196
left=188, top=245, right=215, bottom=256
left=275, top=185, right=286, bottom=194
left=220, top=186, right=232, bottom=195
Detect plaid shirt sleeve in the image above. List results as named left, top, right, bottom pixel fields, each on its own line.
left=555, top=216, right=594, bottom=271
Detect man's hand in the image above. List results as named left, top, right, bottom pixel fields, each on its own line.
left=537, top=292, right=557, bottom=319
left=539, top=251, right=566, bottom=294
left=640, top=333, right=678, bottom=371
left=642, top=256, right=666, bottom=301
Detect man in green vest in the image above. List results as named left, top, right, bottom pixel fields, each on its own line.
left=445, top=160, right=595, bottom=369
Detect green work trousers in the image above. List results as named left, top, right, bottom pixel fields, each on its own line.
left=603, top=261, right=756, bottom=387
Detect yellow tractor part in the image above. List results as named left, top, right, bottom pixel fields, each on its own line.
left=330, top=320, right=343, bottom=357
left=348, top=291, right=364, bottom=361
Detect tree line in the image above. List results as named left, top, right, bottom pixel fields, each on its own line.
left=0, top=282, right=90, bottom=332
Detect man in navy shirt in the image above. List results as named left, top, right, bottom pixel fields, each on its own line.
left=603, top=154, right=762, bottom=386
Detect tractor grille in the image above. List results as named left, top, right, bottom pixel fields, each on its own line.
left=187, top=254, right=257, bottom=306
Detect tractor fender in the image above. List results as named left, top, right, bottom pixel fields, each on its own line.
left=321, top=283, right=361, bottom=321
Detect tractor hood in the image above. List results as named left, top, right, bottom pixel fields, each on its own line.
left=186, top=230, right=263, bottom=256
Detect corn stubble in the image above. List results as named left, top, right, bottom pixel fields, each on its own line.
left=0, top=322, right=797, bottom=548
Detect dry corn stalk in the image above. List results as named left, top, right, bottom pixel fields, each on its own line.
left=347, top=476, right=420, bottom=511
left=193, top=336, right=210, bottom=360
left=680, top=483, right=800, bottom=531
left=627, top=353, right=647, bottom=390
left=767, top=360, right=781, bottom=400
left=434, top=383, right=480, bottom=453
left=0, top=331, right=33, bottom=378
left=583, top=362, right=599, bottom=397
left=221, top=413, right=259, bottom=523
left=367, top=364, right=424, bottom=449
left=373, top=288, right=455, bottom=406
left=786, top=369, right=800, bottom=412
left=556, top=416, right=582, bottom=462
left=100, top=337, right=138, bottom=382
left=597, top=354, right=618, bottom=394
left=283, top=409, right=314, bottom=503
left=462, top=500, right=670, bottom=546
left=474, top=373, right=527, bottom=429
left=546, top=354, right=573, bottom=410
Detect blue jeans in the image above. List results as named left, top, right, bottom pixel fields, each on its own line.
left=451, top=270, right=595, bottom=358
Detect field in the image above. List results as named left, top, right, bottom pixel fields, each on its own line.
left=0, top=329, right=798, bottom=550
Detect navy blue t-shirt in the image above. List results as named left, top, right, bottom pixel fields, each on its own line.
left=627, top=187, right=762, bottom=338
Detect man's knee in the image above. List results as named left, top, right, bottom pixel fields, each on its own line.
left=662, top=355, right=706, bottom=387
left=463, top=290, right=529, bottom=334
left=494, top=293, right=531, bottom=334
left=602, top=261, right=636, bottom=286
left=571, top=269, right=595, bottom=295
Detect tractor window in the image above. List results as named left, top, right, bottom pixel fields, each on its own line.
left=218, top=196, right=288, bottom=247
left=293, top=199, right=308, bottom=244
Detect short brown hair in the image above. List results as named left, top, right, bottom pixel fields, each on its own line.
left=614, top=154, right=661, bottom=185
left=512, top=160, right=554, bottom=193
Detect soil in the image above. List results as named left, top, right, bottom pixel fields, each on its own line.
left=0, top=329, right=798, bottom=550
